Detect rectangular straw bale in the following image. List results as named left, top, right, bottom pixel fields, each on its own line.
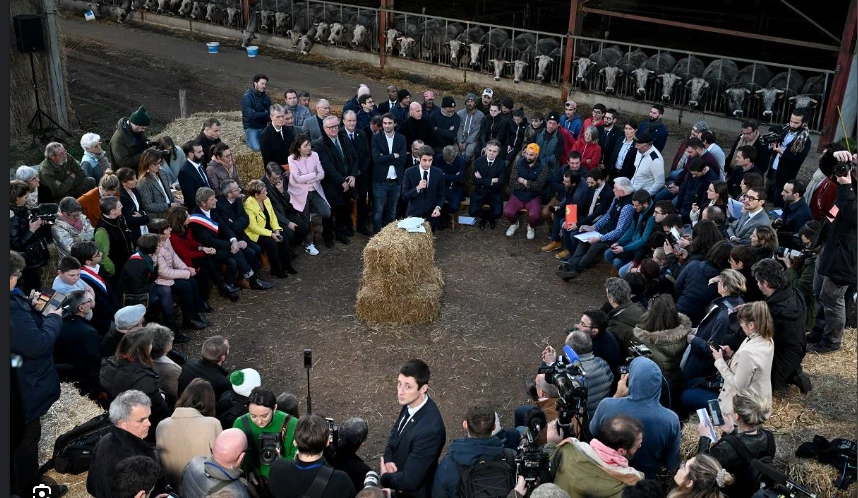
left=362, top=222, right=436, bottom=285
left=361, top=267, right=444, bottom=298
left=356, top=280, right=442, bottom=324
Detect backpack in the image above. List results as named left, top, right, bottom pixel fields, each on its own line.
left=40, top=412, right=112, bottom=475
left=721, top=429, right=776, bottom=490
left=456, top=448, right=516, bottom=498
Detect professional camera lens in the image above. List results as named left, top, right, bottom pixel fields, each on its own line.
left=259, top=447, right=277, bottom=465
left=364, top=470, right=380, bottom=488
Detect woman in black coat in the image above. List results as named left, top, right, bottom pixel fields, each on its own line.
left=116, top=167, right=150, bottom=242
left=100, top=327, right=170, bottom=442
left=674, top=239, right=734, bottom=325
left=10, top=181, right=51, bottom=293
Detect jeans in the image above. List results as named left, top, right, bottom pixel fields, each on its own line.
left=568, top=240, right=610, bottom=271
left=816, top=276, right=848, bottom=348
left=373, top=181, right=401, bottom=232
left=12, top=418, right=41, bottom=495
left=604, top=249, right=634, bottom=271
left=550, top=212, right=564, bottom=241
left=681, top=386, right=720, bottom=412
left=244, top=128, right=263, bottom=152
left=653, top=186, right=675, bottom=202
left=619, top=261, right=633, bottom=277
left=303, top=190, right=332, bottom=244
left=561, top=229, right=582, bottom=258
left=504, top=195, right=542, bottom=227
left=443, top=188, right=464, bottom=215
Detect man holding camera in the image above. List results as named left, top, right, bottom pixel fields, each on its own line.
left=767, top=109, right=812, bottom=208
left=325, top=418, right=373, bottom=493
left=268, top=414, right=356, bottom=498
left=807, top=150, right=857, bottom=354
left=380, top=359, right=446, bottom=498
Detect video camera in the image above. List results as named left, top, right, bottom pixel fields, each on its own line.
left=515, top=407, right=551, bottom=490
left=326, top=417, right=339, bottom=448
left=29, top=203, right=58, bottom=224
left=750, top=460, right=818, bottom=498
left=627, top=343, right=652, bottom=360
left=759, top=124, right=787, bottom=147
left=539, top=345, right=589, bottom=439
left=257, top=431, right=283, bottom=465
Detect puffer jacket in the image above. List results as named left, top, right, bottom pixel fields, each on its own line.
left=550, top=438, right=644, bottom=498
left=155, top=239, right=192, bottom=286
left=580, top=352, right=614, bottom=419
left=633, top=313, right=692, bottom=407
left=181, top=456, right=251, bottom=498
left=766, top=286, right=807, bottom=389
left=674, top=260, right=720, bottom=325
left=51, top=212, right=95, bottom=260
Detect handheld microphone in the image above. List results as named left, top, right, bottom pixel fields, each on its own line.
left=524, top=407, right=547, bottom=442
left=563, top=345, right=587, bottom=376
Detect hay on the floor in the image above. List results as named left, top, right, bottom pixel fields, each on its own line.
left=356, top=279, right=443, bottom=324
left=39, top=383, right=105, bottom=467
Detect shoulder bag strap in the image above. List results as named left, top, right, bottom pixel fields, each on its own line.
left=302, top=465, right=333, bottom=498
left=721, top=433, right=756, bottom=463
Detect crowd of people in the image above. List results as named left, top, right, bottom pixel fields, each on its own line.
left=9, top=72, right=857, bottom=498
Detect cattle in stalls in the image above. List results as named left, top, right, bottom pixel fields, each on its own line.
left=288, top=9, right=314, bottom=43
left=470, top=29, right=510, bottom=69
left=298, top=24, right=317, bottom=55
left=205, top=0, right=228, bottom=25
left=686, top=58, right=739, bottom=109
left=789, top=75, right=826, bottom=110
left=535, top=47, right=562, bottom=82
left=488, top=59, right=510, bottom=81
left=109, top=5, right=129, bottom=22
left=575, top=45, right=622, bottom=88
left=190, top=1, right=204, bottom=20
left=224, top=1, right=240, bottom=26
left=178, top=0, right=192, bottom=17
left=256, top=4, right=276, bottom=34
left=512, top=59, right=528, bottom=83
left=630, top=52, right=676, bottom=98
left=755, top=71, right=805, bottom=122
left=351, top=22, right=376, bottom=50
left=447, top=39, right=467, bottom=66
left=601, top=48, right=647, bottom=94
left=329, top=22, right=354, bottom=45
left=422, top=24, right=462, bottom=62
left=386, top=29, right=401, bottom=54
left=501, top=33, right=536, bottom=61
left=88, top=2, right=104, bottom=16
left=241, top=6, right=260, bottom=47
left=724, top=64, right=773, bottom=117
left=658, top=56, right=703, bottom=103
left=398, top=36, right=419, bottom=58
left=143, top=0, right=157, bottom=10
left=315, top=22, right=330, bottom=43
left=273, top=4, right=296, bottom=35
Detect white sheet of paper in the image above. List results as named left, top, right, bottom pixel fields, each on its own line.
left=397, top=217, right=427, bottom=233
left=457, top=216, right=478, bottom=226
left=574, top=231, right=602, bottom=242
left=696, top=408, right=718, bottom=441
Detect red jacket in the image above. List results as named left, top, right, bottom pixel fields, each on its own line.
left=810, top=177, right=837, bottom=221
left=572, top=137, right=602, bottom=171
left=558, top=127, right=576, bottom=161
left=170, top=231, right=206, bottom=267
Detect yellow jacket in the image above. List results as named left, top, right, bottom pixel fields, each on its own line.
left=243, top=196, right=282, bottom=242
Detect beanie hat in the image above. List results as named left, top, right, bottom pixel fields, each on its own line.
left=525, top=143, right=540, bottom=155
left=129, top=106, right=151, bottom=127
left=693, top=121, right=710, bottom=132
left=441, top=96, right=456, bottom=108
left=464, top=93, right=477, bottom=103
left=501, top=97, right=514, bottom=109
left=230, top=368, right=262, bottom=397
left=397, top=89, right=411, bottom=101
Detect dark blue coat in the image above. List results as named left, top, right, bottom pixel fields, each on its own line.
left=678, top=169, right=718, bottom=222
left=10, top=289, right=63, bottom=422
left=431, top=436, right=505, bottom=498
left=780, top=197, right=812, bottom=234
left=381, top=397, right=446, bottom=498
left=433, top=154, right=466, bottom=191
left=817, top=183, right=857, bottom=285
left=402, top=166, right=445, bottom=217
left=371, top=132, right=407, bottom=184
left=683, top=295, right=745, bottom=386
left=674, top=260, right=720, bottom=325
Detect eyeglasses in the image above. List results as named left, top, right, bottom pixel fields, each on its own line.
left=744, top=196, right=760, bottom=201
left=324, top=125, right=339, bottom=129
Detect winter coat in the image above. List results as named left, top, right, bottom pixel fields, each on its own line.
left=715, top=334, right=774, bottom=415
left=178, top=359, right=232, bottom=401
left=786, top=253, right=818, bottom=330
left=508, top=157, right=549, bottom=203
left=95, top=215, right=133, bottom=278
left=119, top=251, right=157, bottom=296
left=615, top=203, right=655, bottom=256
left=571, top=137, right=602, bottom=171
left=313, top=133, right=359, bottom=206
left=181, top=455, right=251, bottom=498
left=532, top=128, right=564, bottom=171
left=550, top=438, right=644, bottom=498
left=766, top=286, right=807, bottom=389
left=109, top=117, right=149, bottom=170
left=205, top=159, right=241, bottom=194
left=119, top=187, right=150, bottom=242
left=579, top=352, right=614, bottom=418
left=633, top=314, right=692, bottom=406
left=100, top=357, right=171, bottom=437
left=137, top=170, right=176, bottom=219
left=38, top=156, right=89, bottom=202
left=684, top=295, right=745, bottom=385
left=780, top=197, right=812, bottom=235
left=432, top=436, right=505, bottom=498
left=10, top=205, right=50, bottom=269
left=428, top=109, right=460, bottom=151
left=87, top=425, right=160, bottom=498
left=155, top=239, right=191, bottom=286
left=817, top=183, right=857, bottom=286
left=241, top=88, right=272, bottom=130
left=80, top=150, right=110, bottom=184
left=51, top=212, right=95, bottom=261
left=589, top=357, right=680, bottom=479
left=606, top=301, right=646, bottom=353
left=674, top=260, right=720, bottom=325
left=156, top=407, right=223, bottom=488
left=10, top=290, right=63, bottom=422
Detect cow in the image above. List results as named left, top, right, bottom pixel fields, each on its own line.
left=788, top=75, right=826, bottom=111
left=351, top=23, right=373, bottom=50
left=458, top=26, right=485, bottom=43
left=257, top=8, right=276, bottom=33
left=314, top=22, right=330, bottom=43
left=755, top=71, right=805, bottom=121
left=385, top=28, right=401, bottom=54
left=143, top=0, right=157, bottom=10
left=398, top=36, right=419, bottom=58
left=598, top=48, right=647, bottom=95
left=575, top=46, right=622, bottom=87
left=502, top=33, right=536, bottom=59
left=599, top=67, right=623, bottom=94
left=687, top=58, right=738, bottom=108
left=109, top=5, right=128, bottom=22
left=241, top=7, right=259, bottom=48
left=657, top=73, right=683, bottom=102
left=298, top=33, right=315, bottom=55
left=468, top=42, right=484, bottom=68
left=155, top=0, right=173, bottom=14
left=422, top=25, right=459, bottom=61
left=189, top=1, right=203, bottom=20
left=631, top=53, right=676, bottom=97
left=225, top=4, right=240, bottom=26
left=205, top=1, right=225, bottom=24
left=488, top=59, right=509, bottom=81
left=535, top=54, right=554, bottom=81
left=177, top=0, right=192, bottom=17
left=274, top=9, right=292, bottom=35
left=724, top=64, right=773, bottom=117
left=328, top=22, right=351, bottom=44
left=512, top=59, right=528, bottom=83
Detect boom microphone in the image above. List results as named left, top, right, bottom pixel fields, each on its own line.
left=524, top=407, right=546, bottom=435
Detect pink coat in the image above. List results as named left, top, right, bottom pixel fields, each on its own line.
left=287, top=151, right=328, bottom=212
left=155, top=238, right=192, bottom=286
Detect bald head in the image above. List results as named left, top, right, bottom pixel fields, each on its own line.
left=409, top=102, right=423, bottom=120
left=212, top=428, right=247, bottom=469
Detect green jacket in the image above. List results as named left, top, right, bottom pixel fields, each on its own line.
left=234, top=410, right=298, bottom=479
left=550, top=439, right=643, bottom=498
left=109, top=117, right=149, bottom=169
left=632, top=313, right=692, bottom=401
left=786, top=253, right=817, bottom=330
left=38, top=156, right=87, bottom=201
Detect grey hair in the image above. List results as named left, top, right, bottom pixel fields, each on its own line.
left=323, top=115, right=339, bottom=127
left=265, top=162, right=283, bottom=177
left=584, top=125, right=600, bottom=142
left=536, top=374, right=560, bottom=398
left=338, top=417, right=369, bottom=449
left=342, top=110, right=357, bottom=120
left=531, top=483, right=570, bottom=498
left=80, top=133, right=101, bottom=150
left=612, top=177, right=633, bottom=194
left=109, top=390, right=151, bottom=425
left=58, top=197, right=82, bottom=214
left=15, top=166, right=38, bottom=181
left=64, top=290, right=89, bottom=315
left=146, top=323, right=174, bottom=359
left=605, top=277, right=632, bottom=305
left=220, top=179, right=238, bottom=196
left=44, top=142, right=64, bottom=157
left=316, top=98, right=330, bottom=109
left=269, top=103, right=286, bottom=115
left=565, top=330, right=593, bottom=355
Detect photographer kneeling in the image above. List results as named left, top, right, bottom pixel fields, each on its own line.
left=325, top=418, right=372, bottom=493
left=697, top=389, right=775, bottom=498
left=11, top=180, right=53, bottom=293
left=268, top=413, right=356, bottom=498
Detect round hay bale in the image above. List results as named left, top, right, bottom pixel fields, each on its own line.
left=361, top=222, right=437, bottom=291
left=356, top=280, right=442, bottom=324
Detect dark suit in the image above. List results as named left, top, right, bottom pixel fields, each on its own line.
left=598, top=126, right=623, bottom=165
left=371, top=131, right=407, bottom=231
left=188, top=207, right=252, bottom=285
left=215, top=195, right=260, bottom=269
left=380, top=397, right=446, bottom=498
left=119, top=188, right=150, bottom=242
left=260, top=124, right=295, bottom=167
left=469, top=157, right=506, bottom=221
left=378, top=100, right=397, bottom=115
left=302, top=115, right=325, bottom=141
left=345, top=128, right=373, bottom=231
left=178, top=160, right=211, bottom=210
left=80, top=267, right=120, bottom=337
left=605, top=138, right=636, bottom=183
left=770, top=133, right=812, bottom=207
left=313, top=132, right=359, bottom=241
left=402, top=166, right=445, bottom=231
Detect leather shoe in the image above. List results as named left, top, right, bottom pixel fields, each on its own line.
left=788, top=371, right=814, bottom=394
left=324, top=238, right=335, bottom=248
left=479, top=218, right=486, bottom=230
left=182, top=319, right=207, bottom=330
left=273, top=269, right=289, bottom=279
left=489, top=218, right=496, bottom=229
left=218, top=284, right=240, bottom=302
left=285, top=264, right=298, bottom=275
left=555, top=268, right=579, bottom=281
left=807, top=343, right=840, bottom=355
left=335, top=233, right=350, bottom=244
left=202, top=301, right=215, bottom=313
left=47, top=485, right=69, bottom=498
left=236, top=279, right=251, bottom=290
left=173, top=330, right=191, bottom=343
left=251, top=277, right=275, bottom=290
left=194, top=313, right=210, bottom=326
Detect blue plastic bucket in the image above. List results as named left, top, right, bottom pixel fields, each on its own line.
left=207, top=42, right=220, bottom=54
left=246, top=45, right=259, bottom=57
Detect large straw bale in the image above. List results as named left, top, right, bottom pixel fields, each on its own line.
left=356, top=279, right=443, bottom=324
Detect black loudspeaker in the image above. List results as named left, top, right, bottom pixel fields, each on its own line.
left=14, top=15, right=46, bottom=53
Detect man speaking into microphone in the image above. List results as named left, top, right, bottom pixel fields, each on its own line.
left=379, top=359, right=446, bottom=498
left=402, top=146, right=446, bottom=231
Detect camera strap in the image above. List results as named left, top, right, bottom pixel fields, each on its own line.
left=301, top=465, right=333, bottom=498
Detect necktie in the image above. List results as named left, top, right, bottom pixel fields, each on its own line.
left=334, top=138, right=344, bottom=159
left=198, top=166, right=209, bottom=187
left=422, top=170, right=428, bottom=181
left=488, top=161, right=493, bottom=168
left=397, top=411, right=409, bottom=433
left=348, top=132, right=354, bottom=142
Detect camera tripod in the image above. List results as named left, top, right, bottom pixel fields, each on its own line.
left=27, top=51, right=71, bottom=142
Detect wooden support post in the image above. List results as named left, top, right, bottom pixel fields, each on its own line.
left=820, top=0, right=857, bottom=148
left=41, top=0, right=70, bottom=131
left=379, top=0, right=390, bottom=68
left=560, top=0, right=580, bottom=101
left=243, top=0, right=250, bottom=28
left=179, top=89, right=187, bottom=118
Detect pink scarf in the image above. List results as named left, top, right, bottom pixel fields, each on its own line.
left=590, top=438, right=629, bottom=467
left=62, top=212, right=83, bottom=232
